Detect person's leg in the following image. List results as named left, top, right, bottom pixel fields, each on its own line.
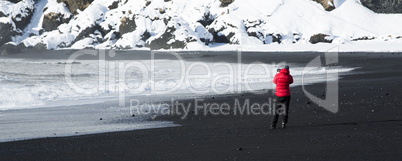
left=271, top=97, right=283, bottom=128
left=281, top=96, right=291, bottom=128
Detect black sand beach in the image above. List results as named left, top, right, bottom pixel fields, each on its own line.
left=0, top=51, right=401, bottom=160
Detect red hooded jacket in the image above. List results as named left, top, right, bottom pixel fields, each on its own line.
left=273, top=68, right=293, bottom=97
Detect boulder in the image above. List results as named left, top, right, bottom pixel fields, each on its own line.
left=108, top=0, right=119, bottom=10
left=147, top=27, right=186, bottom=50
left=10, top=0, right=34, bottom=31
left=309, top=33, right=333, bottom=44
left=0, top=19, right=15, bottom=47
left=197, top=12, right=214, bottom=27
left=360, top=0, right=402, bottom=13
left=34, top=42, right=47, bottom=50
left=244, top=20, right=264, bottom=42
left=0, top=42, right=23, bottom=54
left=119, top=16, right=136, bottom=36
left=73, top=24, right=105, bottom=44
left=265, top=34, right=282, bottom=44
left=42, top=12, right=72, bottom=31
left=57, top=0, right=94, bottom=15
left=312, top=0, right=335, bottom=11
left=220, top=0, right=234, bottom=7
left=208, top=27, right=234, bottom=44
left=0, top=12, right=6, bottom=17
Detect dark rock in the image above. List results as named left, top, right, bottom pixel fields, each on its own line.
left=360, top=0, right=402, bottom=13
left=197, top=12, right=214, bottom=27
left=312, top=0, right=335, bottom=11
left=108, top=0, right=119, bottom=10
left=0, top=20, right=15, bottom=47
left=34, top=43, right=47, bottom=50
left=164, top=0, right=171, bottom=2
left=119, top=16, right=136, bottom=36
left=141, top=30, right=151, bottom=41
left=209, top=27, right=235, bottom=44
left=100, top=118, right=103, bottom=120
left=266, top=33, right=282, bottom=44
left=237, top=147, right=243, bottom=151
left=293, top=33, right=301, bottom=43
left=0, top=12, right=6, bottom=17
left=147, top=26, right=186, bottom=50
left=220, top=0, right=234, bottom=7
left=309, top=33, right=333, bottom=44
left=8, top=1, right=34, bottom=31
left=57, top=0, right=94, bottom=15
left=72, top=24, right=105, bottom=45
left=0, top=43, right=26, bottom=54
left=352, top=36, right=375, bottom=41
left=5, top=0, right=23, bottom=3
left=244, top=20, right=264, bottom=42
left=42, top=12, right=72, bottom=31
left=145, top=1, right=151, bottom=6
left=159, top=8, right=166, bottom=14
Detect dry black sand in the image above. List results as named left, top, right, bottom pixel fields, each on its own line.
left=0, top=52, right=401, bottom=160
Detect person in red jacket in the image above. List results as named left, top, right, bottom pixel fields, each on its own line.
left=271, top=65, right=293, bottom=129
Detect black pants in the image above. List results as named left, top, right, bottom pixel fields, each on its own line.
left=271, top=96, right=290, bottom=127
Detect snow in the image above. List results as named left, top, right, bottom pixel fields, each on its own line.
left=4, top=0, right=401, bottom=50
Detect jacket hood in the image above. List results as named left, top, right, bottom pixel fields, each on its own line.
left=280, top=68, right=290, bottom=75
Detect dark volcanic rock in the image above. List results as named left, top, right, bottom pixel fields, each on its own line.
left=220, top=0, right=234, bottom=7
left=244, top=20, right=265, bottom=42
left=108, top=0, right=119, bottom=10
left=209, top=28, right=235, bottom=44
left=352, top=36, right=375, bottom=41
left=309, top=33, right=333, bottom=44
left=147, top=27, right=186, bottom=50
left=0, top=12, right=6, bottom=17
left=312, top=0, right=335, bottom=11
left=266, top=34, right=282, bottom=44
left=73, top=25, right=105, bottom=44
left=0, top=20, right=15, bottom=47
left=360, top=0, right=402, bottom=13
left=11, top=7, right=34, bottom=31
left=0, top=42, right=23, bottom=54
left=34, top=42, right=47, bottom=50
left=119, top=16, right=136, bottom=36
left=57, top=0, right=94, bottom=15
left=197, top=12, right=214, bottom=27
left=42, top=12, right=72, bottom=31
left=5, top=0, right=23, bottom=3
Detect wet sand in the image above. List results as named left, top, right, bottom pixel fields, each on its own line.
left=0, top=51, right=401, bottom=160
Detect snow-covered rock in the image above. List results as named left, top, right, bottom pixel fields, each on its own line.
left=2, top=0, right=402, bottom=50
left=0, top=0, right=34, bottom=46
left=41, top=1, right=72, bottom=31
left=56, top=0, right=94, bottom=15
left=0, top=17, right=16, bottom=46
left=312, top=0, right=335, bottom=11
left=309, top=33, right=333, bottom=44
